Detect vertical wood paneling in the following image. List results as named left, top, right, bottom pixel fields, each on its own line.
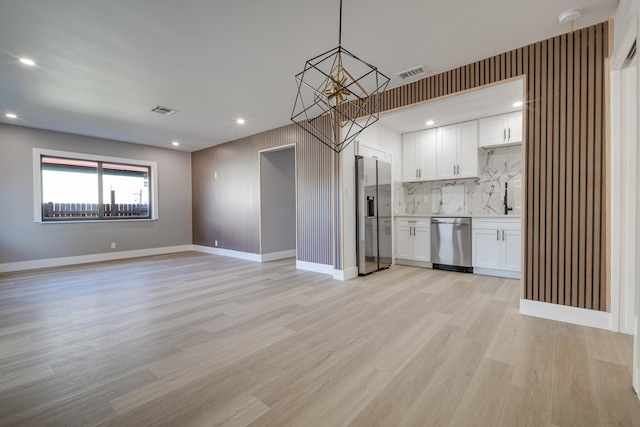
left=558, top=33, right=567, bottom=306
left=192, top=120, right=333, bottom=265
left=190, top=21, right=609, bottom=310
left=364, top=21, right=609, bottom=312
left=547, top=37, right=561, bottom=304
left=540, top=39, right=549, bottom=303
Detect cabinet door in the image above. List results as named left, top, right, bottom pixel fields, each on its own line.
left=396, top=226, right=413, bottom=259
left=478, top=115, right=506, bottom=147
left=456, top=121, right=478, bottom=178
left=501, top=228, right=521, bottom=271
left=472, top=229, right=501, bottom=269
left=437, top=125, right=458, bottom=180
left=506, top=111, right=523, bottom=144
left=417, top=129, right=438, bottom=180
left=402, top=133, right=419, bottom=182
left=413, top=226, right=430, bottom=262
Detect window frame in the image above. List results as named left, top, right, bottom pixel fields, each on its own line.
left=33, top=148, right=159, bottom=223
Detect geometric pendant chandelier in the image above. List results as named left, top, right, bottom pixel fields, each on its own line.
left=291, top=0, right=390, bottom=153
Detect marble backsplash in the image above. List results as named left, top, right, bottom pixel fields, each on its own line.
left=396, top=145, right=522, bottom=216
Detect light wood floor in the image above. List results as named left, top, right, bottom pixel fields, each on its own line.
left=0, top=252, right=639, bottom=426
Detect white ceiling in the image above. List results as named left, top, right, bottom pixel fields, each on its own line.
left=378, top=79, right=525, bottom=134
left=0, top=0, right=618, bottom=152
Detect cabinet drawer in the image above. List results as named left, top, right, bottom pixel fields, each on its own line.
left=472, top=218, right=521, bottom=230
left=397, top=218, right=430, bottom=227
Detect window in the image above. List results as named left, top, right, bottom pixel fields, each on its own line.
left=33, top=149, right=157, bottom=222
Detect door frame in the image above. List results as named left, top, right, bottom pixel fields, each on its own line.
left=258, top=144, right=297, bottom=261
left=609, top=14, right=639, bottom=395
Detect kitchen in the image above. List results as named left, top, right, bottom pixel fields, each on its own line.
left=350, top=78, right=524, bottom=280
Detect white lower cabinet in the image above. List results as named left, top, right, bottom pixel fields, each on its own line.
left=472, top=218, right=521, bottom=278
left=395, top=218, right=430, bottom=265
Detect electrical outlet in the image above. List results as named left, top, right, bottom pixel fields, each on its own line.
left=111, top=242, right=116, bottom=249
left=214, top=240, right=218, bottom=247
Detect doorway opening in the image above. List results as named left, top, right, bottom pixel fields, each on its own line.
left=259, top=146, right=297, bottom=262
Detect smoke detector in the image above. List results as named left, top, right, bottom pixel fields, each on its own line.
left=558, top=8, right=582, bottom=25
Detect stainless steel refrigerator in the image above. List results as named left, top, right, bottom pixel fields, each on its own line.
left=356, top=156, right=392, bottom=275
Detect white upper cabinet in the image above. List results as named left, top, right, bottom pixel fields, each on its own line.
left=402, top=129, right=437, bottom=182
left=437, top=121, right=478, bottom=180
left=403, top=121, right=479, bottom=182
left=479, top=111, right=523, bottom=148
left=402, top=132, right=420, bottom=182
left=456, top=120, right=479, bottom=179
left=437, top=125, right=458, bottom=180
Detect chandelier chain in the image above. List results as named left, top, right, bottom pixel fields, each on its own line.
left=338, top=0, right=342, bottom=45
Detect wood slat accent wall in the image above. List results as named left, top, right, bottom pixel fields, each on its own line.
left=191, top=21, right=609, bottom=310
left=369, top=22, right=609, bottom=311
left=192, top=119, right=334, bottom=265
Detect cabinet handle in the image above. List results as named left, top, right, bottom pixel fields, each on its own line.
left=502, top=230, right=505, bottom=241
left=503, top=129, right=506, bottom=141
left=416, top=169, right=419, bottom=178
left=419, top=168, right=421, bottom=178
left=508, top=128, right=511, bottom=140
left=453, top=165, right=456, bottom=175
left=497, top=230, right=500, bottom=240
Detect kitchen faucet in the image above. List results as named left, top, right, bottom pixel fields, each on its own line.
left=504, top=182, right=513, bottom=215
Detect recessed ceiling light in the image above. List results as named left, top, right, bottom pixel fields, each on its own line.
left=513, top=101, right=523, bottom=107
left=426, top=120, right=434, bottom=126
left=6, top=113, right=17, bottom=119
left=19, top=58, right=35, bottom=66
left=236, top=118, right=245, bottom=124
left=172, top=141, right=180, bottom=146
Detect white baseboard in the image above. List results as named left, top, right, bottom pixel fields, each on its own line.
left=261, top=249, right=296, bottom=262
left=192, top=245, right=261, bottom=262
left=474, top=267, right=520, bottom=279
left=296, top=260, right=334, bottom=276
left=335, top=267, right=358, bottom=281
left=0, top=245, right=194, bottom=273
left=520, top=299, right=612, bottom=331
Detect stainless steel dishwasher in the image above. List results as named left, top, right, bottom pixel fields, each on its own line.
left=430, top=217, right=473, bottom=273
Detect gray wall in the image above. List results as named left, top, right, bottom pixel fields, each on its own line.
left=192, top=120, right=334, bottom=265
left=0, top=124, right=192, bottom=263
left=260, top=147, right=296, bottom=254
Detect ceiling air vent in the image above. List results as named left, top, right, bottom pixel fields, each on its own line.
left=396, top=65, right=428, bottom=81
left=151, top=105, right=179, bottom=116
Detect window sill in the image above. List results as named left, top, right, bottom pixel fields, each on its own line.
left=38, top=218, right=157, bottom=224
